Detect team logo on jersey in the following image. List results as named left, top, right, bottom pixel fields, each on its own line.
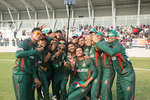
left=29, top=56, right=34, bottom=59
left=112, top=56, right=116, bottom=60
left=90, top=54, right=94, bottom=58
left=38, top=61, right=42, bottom=64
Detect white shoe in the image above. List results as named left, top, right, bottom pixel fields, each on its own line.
left=98, top=98, right=101, bottom=100
left=52, top=95, right=57, bottom=100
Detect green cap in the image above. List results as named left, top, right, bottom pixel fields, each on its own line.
left=42, top=30, right=49, bottom=34
left=108, top=33, right=115, bottom=37
left=96, top=32, right=104, bottom=36
left=90, top=28, right=97, bottom=32
left=59, top=41, right=65, bottom=44
left=108, top=30, right=119, bottom=37
left=72, top=34, right=78, bottom=38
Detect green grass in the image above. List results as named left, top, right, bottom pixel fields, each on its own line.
left=112, top=70, right=150, bottom=100
left=1, top=52, right=150, bottom=69
left=130, top=57, right=150, bottom=69
left=0, top=53, right=150, bottom=100
left=0, top=61, right=15, bottom=100
left=0, top=52, right=15, bottom=59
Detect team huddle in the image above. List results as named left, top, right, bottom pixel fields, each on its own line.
left=12, top=27, right=135, bottom=100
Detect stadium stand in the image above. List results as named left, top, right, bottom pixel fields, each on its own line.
left=0, top=0, right=150, bottom=48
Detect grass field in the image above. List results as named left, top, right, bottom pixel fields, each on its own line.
left=0, top=53, right=150, bottom=100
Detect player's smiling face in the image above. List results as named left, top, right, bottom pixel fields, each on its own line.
left=85, top=35, right=92, bottom=46
left=76, top=48, right=83, bottom=57
left=38, top=40, right=47, bottom=47
left=72, top=37, right=78, bottom=44
left=68, top=44, right=75, bottom=53
left=78, top=38, right=85, bottom=47
left=32, top=31, right=42, bottom=41
left=59, top=40, right=65, bottom=49
left=108, top=33, right=116, bottom=43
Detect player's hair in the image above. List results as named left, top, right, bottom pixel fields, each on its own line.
left=76, top=47, right=84, bottom=52
left=89, top=31, right=95, bottom=34
left=68, top=42, right=74, bottom=45
left=75, top=47, right=85, bottom=57
left=55, top=30, right=62, bottom=34
left=59, top=39, right=66, bottom=42
left=47, top=29, right=52, bottom=34
left=31, top=27, right=42, bottom=33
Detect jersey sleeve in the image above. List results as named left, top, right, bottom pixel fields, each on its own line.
left=96, top=40, right=122, bottom=56
left=33, top=55, right=41, bottom=79
left=32, top=65, right=38, bottom=79
left=16, top=39, right=39, bottom=58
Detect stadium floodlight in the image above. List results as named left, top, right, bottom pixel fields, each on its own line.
left=64, top=0, right=76, bottom=59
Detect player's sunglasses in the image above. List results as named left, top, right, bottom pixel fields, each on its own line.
left=34, top=31, right=42, bottom=36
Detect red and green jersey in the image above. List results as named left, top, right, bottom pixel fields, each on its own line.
left=52, top=50, right=66, bottom=70
left=96, top=39, right=134, bottom=75
left=84, top=46, right=95, bottom=59
left=84, top=46, right=102, bottom=71
left=13, top=38, right=39, bottom=79
left=75, top=58, right=97, bottom=81
left=37, top=48, right=51, bottom=69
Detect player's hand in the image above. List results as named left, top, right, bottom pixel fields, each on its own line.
left=84, top=55, right=90, bottom=60
left=64, top=61, right=69, bottom=67
left=96, top=47, right=99, bottom=50
left=34, top=78, right=41, bottom=87
left=48, top=44, right=51, bottom=49
left=58, top=47, right=63, bottom=52
left=40, top=66, right=47, bottom=71
left=50, top=44, right=57, bottom=51
left=49, top=33, right=56, bottom=38
left=37, top=47, right=44, bottom=53
left=44, top=52, right=51, bottom=63
left=92, top=35, right=100, bottom=43
left=55, top=51, right=61, bottom=56
left=47, top=52, right=51, bottom=57
left=70, top=58, right=75, bottom=69
left=51, top=51, right=61, bottom=60
left=43, top=67, right=47, bottom=71
left=39, top=24, right=46, bottom=30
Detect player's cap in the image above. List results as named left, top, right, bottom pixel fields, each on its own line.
left=72, top=34, right=78, bottom=38
left=90, top=28, right=97, bottom=33
left=108, top=30, right=119, bottom=37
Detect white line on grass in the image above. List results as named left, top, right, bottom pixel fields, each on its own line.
left=0, top=59, right=15, bottom=62
left=134, top=68, right=150, bottom=71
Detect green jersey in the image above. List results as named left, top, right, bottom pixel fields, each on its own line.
left=96, top=39, right=134, bottom=75
left=13, top=38, right=39, bottom=79
left=84, top=46, right=95, bottom=59
left=75, top=58, right=97, bottom=81
left=84, top=46, right=102, bottom=71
